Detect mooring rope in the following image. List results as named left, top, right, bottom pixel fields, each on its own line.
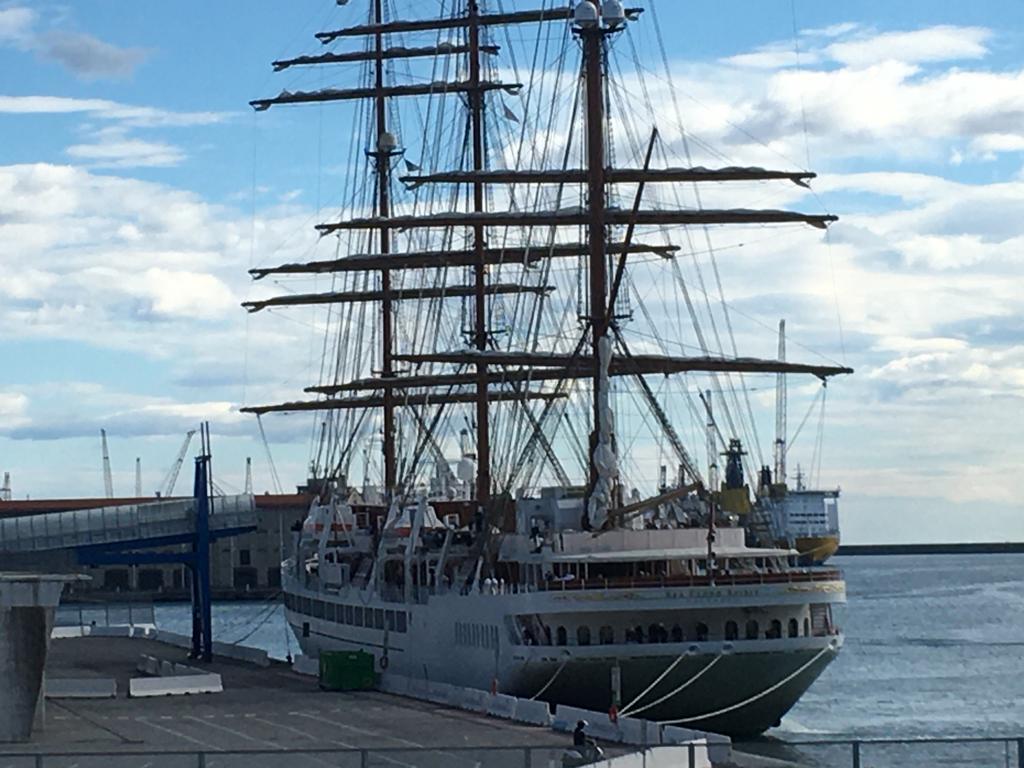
left=530, top=655, right=571, bottom=701
left=658, top=644, right=834, bottom=725
left=621, top=654, right=722, bottom=719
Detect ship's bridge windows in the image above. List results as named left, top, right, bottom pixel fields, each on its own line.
left=788, top=618, right=799, bottom=638
left=599, top=625, right=614, bottom=644
left=556, top=626, right=567, bottom=646
left=725, top=621, right=738, bottom=641
left=577, top=626, right=591, bottom=646
left=745, top=620, right=759, bottom=640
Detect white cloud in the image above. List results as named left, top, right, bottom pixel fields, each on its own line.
left=67, top=131, right=186, bottom=168
left=0, top=95, right=228, bottom=127
left=0, top=4, right=148, bottom=79
left=826, top=25, right=992, bottom=67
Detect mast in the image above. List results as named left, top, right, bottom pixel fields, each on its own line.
left=774, top=319, right=787, bottom=485
left=373, top=0, right=397, bottom=500
left=468, top=0, right=490, bottom=506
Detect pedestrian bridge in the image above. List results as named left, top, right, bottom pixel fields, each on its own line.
left=0, top=495, right=256, bottom=555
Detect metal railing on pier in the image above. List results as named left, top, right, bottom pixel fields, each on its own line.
left=734, top=736, right=1024, bottom=768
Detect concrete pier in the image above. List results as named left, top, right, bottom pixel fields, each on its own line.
left=0, top=574, right=79, bottom=743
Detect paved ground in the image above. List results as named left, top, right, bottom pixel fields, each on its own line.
left=0, top=637, right=603, bottom=768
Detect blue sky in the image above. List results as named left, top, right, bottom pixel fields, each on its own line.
left=1, top=1, right=1023, bottom=543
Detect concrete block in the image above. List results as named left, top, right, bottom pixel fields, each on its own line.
left=513, top=697, right=552, bottom=726
left=154, top=630, right=193, bottom=650
left=425, top=681, right=455, bottom=705
left=455, top=686, right=490, bottom=713
left=292, top=654, right=319, bottom=677
left=87, top=626, right=130, bottom=638
left=129, top=673, right=223, bottom=697
left=159, top=660, right=176, bottom=677
left=662, top=726, right=730, bottom=765
left=486, top=693, right=518, bottom=720
left=45, top=678, right=117, bottom=699
left=599, top=746, right=711, bottom=768
left=212, top=640, right=270, bottom=668
left=378, top=673, right=410, bottom=696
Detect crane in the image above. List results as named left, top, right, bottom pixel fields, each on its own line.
left=100, top=429, right=114, bottom=498
left=159, top=430, right=196, bottom=497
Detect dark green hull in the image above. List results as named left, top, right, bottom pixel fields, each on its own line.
left=505, top=644, right=838, bottom=739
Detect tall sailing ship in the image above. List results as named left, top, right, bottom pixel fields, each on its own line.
left=242, top=0, right=852, bottom=737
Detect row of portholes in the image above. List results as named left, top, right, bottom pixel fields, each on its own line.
left=550, top=616, right=810, bottom=646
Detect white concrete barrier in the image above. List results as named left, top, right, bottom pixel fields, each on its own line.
left=292, top=655, right=319, bottom=677
left=552, top=705, right=623, bottom=742
left=154, top=630, right=193, bottom=650
left=455, top=687, right=490, bottom=714
left=513, top=697, right=552, bottom=726
left=406, top=677, right=430, bottom=699
left=86, top=626, right=131, bottom=638
left=212, top=640, right=270, bottom=668
left=662, top=726, right=730, bottom=764
left=426, top=681, right=456, bottom=705
left=129, top=673, right=223, bottom=698
left=45, top=678, right=117, bottom=699
left=596, top=745, right=711, bottom=768
left=486, top=693, right=518, bottom=720
left=617, top=716, right=657, bottom=746
left=378, top=673, right=410, bottom=696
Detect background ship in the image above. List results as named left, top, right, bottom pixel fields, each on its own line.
left=242, top=0, right=853, bottom=737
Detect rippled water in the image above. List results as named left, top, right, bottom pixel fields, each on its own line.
left=149, top=554, right=1024, bottom=761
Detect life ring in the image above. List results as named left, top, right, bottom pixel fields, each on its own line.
left=380, top=655, right=389, bottom=670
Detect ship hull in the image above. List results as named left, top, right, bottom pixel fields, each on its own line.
left=795, top=535, right=840, bottom=566
left=506, top=642, right=838, bottom=738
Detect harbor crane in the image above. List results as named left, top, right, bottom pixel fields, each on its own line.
left=100, top=429, right=114, bottom=498
left=159, top=430, right=196, bottom=497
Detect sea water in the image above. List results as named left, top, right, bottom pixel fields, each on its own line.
left=149, top=553, right=1024, bottom=764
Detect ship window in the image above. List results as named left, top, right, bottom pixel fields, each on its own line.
left=671, top=624, right=683, bottom=643
left=492, top=625, right=499, bottom=648
left=397, top=612, right=407, bottom=633
left=302, top=621, right=310, bottom=638
left=803, top=618, right=810, bottom=637
left=354, top=606, right=364, bottom=627
left=299, top=596, right=312, bottom=615
left=312, top=600, right=325, bottom=619
left=768, top=619, right=782, bottom=639
left=556, top=626, right=567, bottom=646
left=374, top=608, right=385, bottom=630
left=788, top=619, right=799, bottom=638
left=385, top=611, right=395, bottom=631
left=695, top=622, right=709, bottom=642
left=327, top=602, right=338, bottom=622
left=577, top=626, right=591, bottom=646
left=599, top=625, right=614, bottom=644
left=725, top=621, right=738, bottom=641
left=345, top=605, right=354, bottom=625
left=745, top=620, right=759, bottom=640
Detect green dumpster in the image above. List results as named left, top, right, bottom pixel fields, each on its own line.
left=318, top=650, right=378, bottom=691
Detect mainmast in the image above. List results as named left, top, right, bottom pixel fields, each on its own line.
left=372, top=0, right=397, bottom=499
left=468, top=0, right=490, bottom=507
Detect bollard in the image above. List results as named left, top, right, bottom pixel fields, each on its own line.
left=852, top=741, right=861, bottom=768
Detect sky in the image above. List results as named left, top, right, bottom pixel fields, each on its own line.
left=1, top=0, right=1023, bottom=544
